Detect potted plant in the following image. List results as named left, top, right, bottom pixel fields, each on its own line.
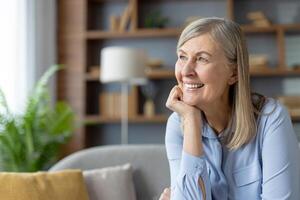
left=0, top=65, right=75, bottom=172
left=144, top=10, right=169, bottom=28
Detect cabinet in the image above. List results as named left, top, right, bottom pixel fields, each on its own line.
left=57, top=0, right=300, bottom=154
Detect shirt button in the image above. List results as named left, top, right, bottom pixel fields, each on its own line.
left=195, top=165, right=203, bottom=170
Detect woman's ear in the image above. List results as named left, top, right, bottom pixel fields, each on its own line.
left=228, top=66, right=238, bottom=85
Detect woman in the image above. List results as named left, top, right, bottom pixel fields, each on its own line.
left=160, top=17, right=300, bottom=200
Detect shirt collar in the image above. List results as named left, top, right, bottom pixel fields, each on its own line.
left=201, top=111, right=236, bottom=140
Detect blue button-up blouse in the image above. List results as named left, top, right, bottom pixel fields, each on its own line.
left=165, top=98, right=300, bottom=200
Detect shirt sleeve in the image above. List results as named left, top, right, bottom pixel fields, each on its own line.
left=165, top=112, right=212, bottom=200
left=261, top=101, right=300, bottom=200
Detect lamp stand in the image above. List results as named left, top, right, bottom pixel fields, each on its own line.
left=121, top=83, right=129, bottom=144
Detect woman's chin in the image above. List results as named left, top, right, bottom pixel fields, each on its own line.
left=182, top=97, right=199, bottom=106
left=182, top=95, right=207, bottom=108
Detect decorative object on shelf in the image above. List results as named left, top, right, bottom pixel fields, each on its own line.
left=249, top=54, right=269, bottom=69
left=109, top=0, right=135, bottom=32
left=0, top=65, right=75, bottom=172
left=277, top=96, right=300, bottom=118
left=100, top=47, right=147, bottom=144
left=88, top=66, right=100, bottom=78
left=99, top=92, right=120, bottom=118
left=141, top=81, right=158, bottom=117
left=247, top=11, right=271, bottom=27
left=99, top=90, right=137, bottom=119
left=109, top=15, right=121, bottom=32
left=146, top=58, right=163, bottom=70
left=144, top=10, right=169, bottom=28
left=119, top=4, right=133, bottom=32
left=143, top=100, right=155, bottom=117
left=129, top=0, right=137, bottom=31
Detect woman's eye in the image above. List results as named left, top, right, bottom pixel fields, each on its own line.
left=197, top=57, right=208, bottom=63
left=179, top=55, right=187, bottom=61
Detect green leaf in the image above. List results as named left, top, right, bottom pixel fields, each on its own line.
left=49, top=102, right=74, bottom=135
left=0, top=89, right=10, bottom=114
left=0, top=133, right=19, bottom=171
left=0, top=65, right=75, bottom=172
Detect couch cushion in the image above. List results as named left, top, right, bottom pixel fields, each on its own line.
left=0, top=170, right=89, bottom=200
left=50, top=145, right=170, bottom=200
left=83, top=163, right=136, bottom=200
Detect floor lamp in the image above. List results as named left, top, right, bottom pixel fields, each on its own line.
left=100, top=47, right=147, bottom=144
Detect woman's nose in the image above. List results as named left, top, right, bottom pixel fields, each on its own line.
left=181, top=59, right=196, bottom=76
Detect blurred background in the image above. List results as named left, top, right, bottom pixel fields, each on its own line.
left=1, top=0, right=300, bottom=156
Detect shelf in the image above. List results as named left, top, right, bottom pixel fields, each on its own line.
left=241, top=24, right=300, bottom=33
left=85, top=67, right=300, bottom=82
left=85, top=114, right=300, bottom=124
left=292, top=116, right=300, bottom=122
left=86, top=68, right=175, bottom=81
left=146, top=69, right=174, bottom=79
left=90, top=0, right=127, bottom=3
left=86, top=28, right=181, bottom=39
left=281, top=24, right=300, bottom=32
left=289, top=108, right=300, bottom=122
left=90, top=0, right=221, bottom=2
left=241, top=25, right=278, bottom=33
left=86, top=24, right=300, bottom=40
left=291, top=113, right=300, bottom=122
left=85, top=114, right=168, bottom=124
left=249, top=68, right=300, bottom=76
left=86, top=74, right=99, bottom=81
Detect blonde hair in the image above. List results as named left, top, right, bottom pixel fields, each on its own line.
left=177, top=17, right=264, bottom=149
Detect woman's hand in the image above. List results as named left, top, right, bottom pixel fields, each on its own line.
left=166, top=85, right=204, bottom=156
left=159, top=188, right=171, bottom=200
left=166, top=85, right=200, bottom=120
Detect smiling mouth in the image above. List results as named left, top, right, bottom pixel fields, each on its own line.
left=183, top=83, right=205, bottom=90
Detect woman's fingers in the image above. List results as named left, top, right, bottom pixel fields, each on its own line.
left=159, top=188, right=171, bottom=200
left=166, top=85, right=184, bottom=112
left=166, top=85, right=202, bottom=120
left=166, top=85, right=188, bottom=116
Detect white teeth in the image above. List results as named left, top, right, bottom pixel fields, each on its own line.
left=184, top=83, right=204, bottom=89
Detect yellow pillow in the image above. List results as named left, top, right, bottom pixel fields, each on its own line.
left=0, top=170, right=89, bottom=200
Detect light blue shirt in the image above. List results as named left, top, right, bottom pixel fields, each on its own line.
left=165, top=98, right=300, bottom=200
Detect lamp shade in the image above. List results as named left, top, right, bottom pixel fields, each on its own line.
left=100, top=47, right=147, bottom=84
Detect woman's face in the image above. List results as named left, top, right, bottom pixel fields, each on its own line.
left=175, top=33, right=237, bottom=109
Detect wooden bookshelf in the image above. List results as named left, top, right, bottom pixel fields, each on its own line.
left=292, top=115, right=300, bottom=122
left=241, top=25, right=278, bottom=33
left=146, top=69, right=174, bottom=79
left=86, top=68, right=175, bottom=81
left=90, top=0, right=128, bottom=2
left=85, top=114, right=168, bottom=124
left=282, top=24, right=300, bottom=32
left=85, top=67, right=300, bottom=82
left=291, top=109, right=300, bottom=122
left=86, top=24, right=300, bottom=40
left=86, top=28, right=181, bottom=39
left=250, top=67, right=300, bottom=76
left=241, top=24, right=300, bottom=33
left=85, top=114, right=300, bottom=123
left=58, top=0, right=300, bottom=153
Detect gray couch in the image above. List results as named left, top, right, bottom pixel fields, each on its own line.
left=49, top=144, right=170, bottom=200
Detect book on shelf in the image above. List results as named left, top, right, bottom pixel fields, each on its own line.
left=109, top=15, right=120, bottom=32
left=277, top=96, right=300, bottom=118
left=99, top=90, right=137, bottom=119
left=119, top=3, right=133, bottom=32
left=246, top=11, right=271, bottom=27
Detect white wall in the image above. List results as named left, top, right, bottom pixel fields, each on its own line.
left=34, top=0, right=57, bottom=102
